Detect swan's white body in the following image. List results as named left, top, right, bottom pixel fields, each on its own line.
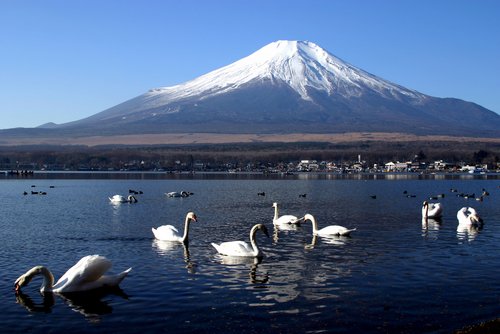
left=422, top=201, right=442, bottom=219
left=211, top=224, right=269, bottom=257
left=14, top=255, right=131, bottom=294
left=457, top=207, right=483, bottom=228
left=304, top=213, right=356, bottom=236
left=152, top=212, right=197, bottom=243
left=272, top=202, right=301, bottom=225
left=109, top=195, right=137, bottom=203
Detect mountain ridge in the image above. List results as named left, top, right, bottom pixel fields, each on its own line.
left=4, top=40, right=500, bottom=138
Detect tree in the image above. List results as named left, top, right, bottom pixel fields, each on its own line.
left=473, top=150, right=488, bottom=163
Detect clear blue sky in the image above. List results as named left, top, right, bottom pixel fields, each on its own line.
left=1, top=0, right=499, bottom=129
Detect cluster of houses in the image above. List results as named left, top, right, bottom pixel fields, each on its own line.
left=2, top=157, right=498, bottom=174
left=291, top=159, right=494, bottom=174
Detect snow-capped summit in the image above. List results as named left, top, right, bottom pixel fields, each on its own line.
left=58, top=40, right=499, bottom=137
left=147, top=40, right=423, bottom=104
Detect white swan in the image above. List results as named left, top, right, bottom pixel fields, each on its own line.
left=303, top=213, right=356, bottom=236
left=272, top=202, right=302, bottom=225
left=152, top=212, right=198, bottom=243
left=211, top=224, right=269, bottom=257
left=14, top=255, right=131, bottom=294
left=457, top=207, right=483, bottom=227
left=422, top=201, right=443, bottom=219
left=109, top=194, right=137, bottom=203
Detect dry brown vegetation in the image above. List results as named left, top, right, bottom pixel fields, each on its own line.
left=2, top=132, right=500, bottom=146
left=1, top=132, right=499, bottom=170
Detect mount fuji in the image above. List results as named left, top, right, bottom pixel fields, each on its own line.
left=34, top=40, right=500, bottom=137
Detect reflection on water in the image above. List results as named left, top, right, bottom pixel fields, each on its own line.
left=15, top=292, right=55, bottom=314
left=215, top=254, right=261, bottom=266
left=15, top=288, right=129, bottom=323
left=213, top=256, right=268, bottom=285
left=1, top=176, right=500, bottom=333
left=421, top=217, right=442, bottom=239
left=308, top=233, right=351, bottom=246
left=272, top=225, right=300, bottom=244
left=152, top=240, right=196, bottom=274
left=457, top=223, right=482, bottom=242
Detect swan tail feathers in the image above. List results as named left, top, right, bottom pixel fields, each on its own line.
left=211, top=243, right=221, bottom=253
left=100, top=267, right=132, bottom=288
left=117, top=267, right=132, bottom=283
left=151, top=227, right=160, bottom=238
left=340, top=228, right=357, bottom=236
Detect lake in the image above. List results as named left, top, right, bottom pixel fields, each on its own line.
left=0, top=172, right=499, bottom=333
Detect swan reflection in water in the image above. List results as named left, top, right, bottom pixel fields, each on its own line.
left=15, top=287, right=129, bottom=323
left=214, top=255, right=269, bottom=285
left=211, top=235, right=357, bottom=308
left=421, top=217, right=442, bottom=239
left=305, top=233, right=351, bottom=249
left=152, top=239, right=196, bottom=274
left=272, top=224, right=299, bottom=244
left=456, top=224, right=482, bottom=242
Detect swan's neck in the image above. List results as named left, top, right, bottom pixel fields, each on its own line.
left=423, top=204, right=429, bottom=219
left=273, top=205, right=279, bottom=221
left=181, top=216, right=191, bottom=243
left=39, top=267, right=55, bottom=292
left=249, top=226, right=260, bottom=257
left=23, top=266, right=55, bottom=292
left=309, top=217, right=319, bottom=233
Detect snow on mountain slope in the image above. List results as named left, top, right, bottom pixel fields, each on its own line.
left=133, top=40, right=426, bottom=112
left=57, top=40, right=499, bottom=137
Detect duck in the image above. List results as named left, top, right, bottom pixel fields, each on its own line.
left=457, top=207, right=483, bottom=227
left=272, top=202, right=302, bottom=226
left=303, top=213, right=356, bottom=237
left=109, top=194, right=137, bottom=203
left=14, top=255, right=131, bottom=294
left=152, top=212, right=198, bottom=243
left=211, top=224, right=269, bottom=257
left=422, top=201, right=443, bottom=219
left=165, top=191, right=191, bottom=198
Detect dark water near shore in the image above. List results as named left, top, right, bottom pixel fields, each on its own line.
left=0, top=173, right=499, bottom=333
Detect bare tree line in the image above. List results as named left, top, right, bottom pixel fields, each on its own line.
left=0, top=140, right=499, bottom=171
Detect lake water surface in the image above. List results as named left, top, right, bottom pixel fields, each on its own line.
left=0, top=173, right=499, bottom=333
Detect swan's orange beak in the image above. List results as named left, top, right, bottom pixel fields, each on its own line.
left=14, top=283, right=20, bottom=292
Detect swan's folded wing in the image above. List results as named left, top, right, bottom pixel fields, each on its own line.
left=152, top=225, right=179, bottom=239
left=319, top=225, right=355, bottom=236
left=274, top=215, right=299, bottom=225
left=54, top=255, right=112, bottom=290
left=217, top=241, right=252, bottom=256
left=156, top=225, right=178, bottom=233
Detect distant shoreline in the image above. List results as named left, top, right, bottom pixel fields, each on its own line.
left=1, top=170, right=499, bottom=181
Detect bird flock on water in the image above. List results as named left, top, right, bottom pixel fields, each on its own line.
left=14, top=183, right=494, bottom=299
